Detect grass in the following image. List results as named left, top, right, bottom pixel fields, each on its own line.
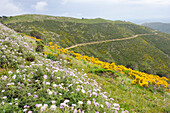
left=60, top=54, right=170, bottom=113
left=49, top=49, right=170, bottom=113
left=88, top=74, right=170, bottom=113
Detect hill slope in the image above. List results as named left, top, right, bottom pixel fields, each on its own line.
left=1, top=14, right=170, bottom=77
left=0, top=23, right=130, bottom=113
left=0, top=22, right=170, bottom=113
left=142, top=22, right=170, bottom=34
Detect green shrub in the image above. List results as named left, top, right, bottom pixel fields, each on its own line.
left=2, top=16, right=8, bottom=20
left=26, top=55, right=35, bottom=62
left=30, top=30, right=43, bottom=39
left=156, top=70, right=169, bottom=78
left=89, top=68, right=116, bottom=78
left=142, top=68, right=154, bottom=74
left=126, top=61, right=138, bottom=70
left=26, top=53, right=35, bottom=62
left=35, top=41, right=44, bottom=52
left=47, top=53, right=56, bottom=60
left=14, top=28, right=22, bottom=32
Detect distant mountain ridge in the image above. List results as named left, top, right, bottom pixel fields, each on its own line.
left=142, top=22, right=170, bottom=34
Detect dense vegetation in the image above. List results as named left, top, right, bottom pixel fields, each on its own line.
left=1, top=14, right=170, bottom=77
left=142, top=22, right=170, bottom=34
left=3, top=20, right=153, bottom=46
left=71, top=36, right=170, bottom=77
left=0, top=23, right=129, bottom=113
left=0, top=22, right=170, bottom=113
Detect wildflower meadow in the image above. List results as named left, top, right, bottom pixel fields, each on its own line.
left=0, top=23, right=130, bottom=112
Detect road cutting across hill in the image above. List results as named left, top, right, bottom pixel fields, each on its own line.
left=65, top=34, right=152, bottom=50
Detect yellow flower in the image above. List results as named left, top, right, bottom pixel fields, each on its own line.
left=132, top=80, right=137, bottom=84
left=168, top=89, right=170, bottom=93
left=35, top=39, right=42, bottom=41
left=49, top=42, right=53, bottom=45
left=50, top=46, right=55, bottom=50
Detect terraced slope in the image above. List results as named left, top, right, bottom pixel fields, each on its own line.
left=1, top=14, right=170, bottom=77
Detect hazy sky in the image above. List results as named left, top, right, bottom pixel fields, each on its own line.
left=0, top=0, right=170, bottom=24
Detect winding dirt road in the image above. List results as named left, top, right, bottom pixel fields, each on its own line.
left=65, top=34, right=151, bottom=50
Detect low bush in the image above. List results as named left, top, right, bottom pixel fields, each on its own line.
left=126, top=61, right=138, bottom=70
left=30, top=30, right=43, bottom=39
left=35, top=41, right=44, bottom=52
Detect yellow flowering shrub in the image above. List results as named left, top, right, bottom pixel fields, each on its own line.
left=49, top=42, right=53, bottom=45
left=27, top=35, right=169, bottom=91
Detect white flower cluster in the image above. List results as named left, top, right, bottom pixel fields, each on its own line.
left=0, top=23, right=35, bottom=68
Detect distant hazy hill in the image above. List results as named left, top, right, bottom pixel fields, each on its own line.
left=142, top=22, right=170, bottom=34
left=1, top=14, right=170, bottom=77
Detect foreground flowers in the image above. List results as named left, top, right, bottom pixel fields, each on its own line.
left=0, top=23, right=128, bottom=112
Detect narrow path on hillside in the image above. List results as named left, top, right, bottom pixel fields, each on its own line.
left=65, top=34, right=152, bottom=50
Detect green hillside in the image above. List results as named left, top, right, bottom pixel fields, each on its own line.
left=1, top=14, right=170, bottom=77
left=71, top=36, right=170, bottom=75
left=0, top=22, right=170, bottom=113
left=142, top=22, right=170, bottom=34
left=0, top=14, right=113, bottom=24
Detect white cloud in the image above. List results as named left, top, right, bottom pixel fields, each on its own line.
left=64, top=0, right=170, bottom=5
left=0, top=0, right=24, bottom=16
left=129, top=0, right=170, bottom=5
left=33, top=1, right=48, bottom=12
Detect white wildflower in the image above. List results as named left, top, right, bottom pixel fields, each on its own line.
left=12, top=75, right=16, bottom=79
left=1, top=90, right=5, bottom=92
left=50, top=105, right=56, bottom=110
left=64, top=99, right=70, bottom=103
left=8, top=71, right=13, bottom=75
left=48, top=91, right=53, bottom=95
left=53, top=84, right=57, bottom=87
left=87, top=100, right=91, bottom=105
left=23, top=109, right=27, bottom=112
left=46, top=82, right=50, bottom=85
left=81, top=89, right=85, bottom=93
left=78, top=101, right=83, bottom=105
left=51, top=100, right=56, bottom=104
left=3, top=96, right=7, bottom=99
